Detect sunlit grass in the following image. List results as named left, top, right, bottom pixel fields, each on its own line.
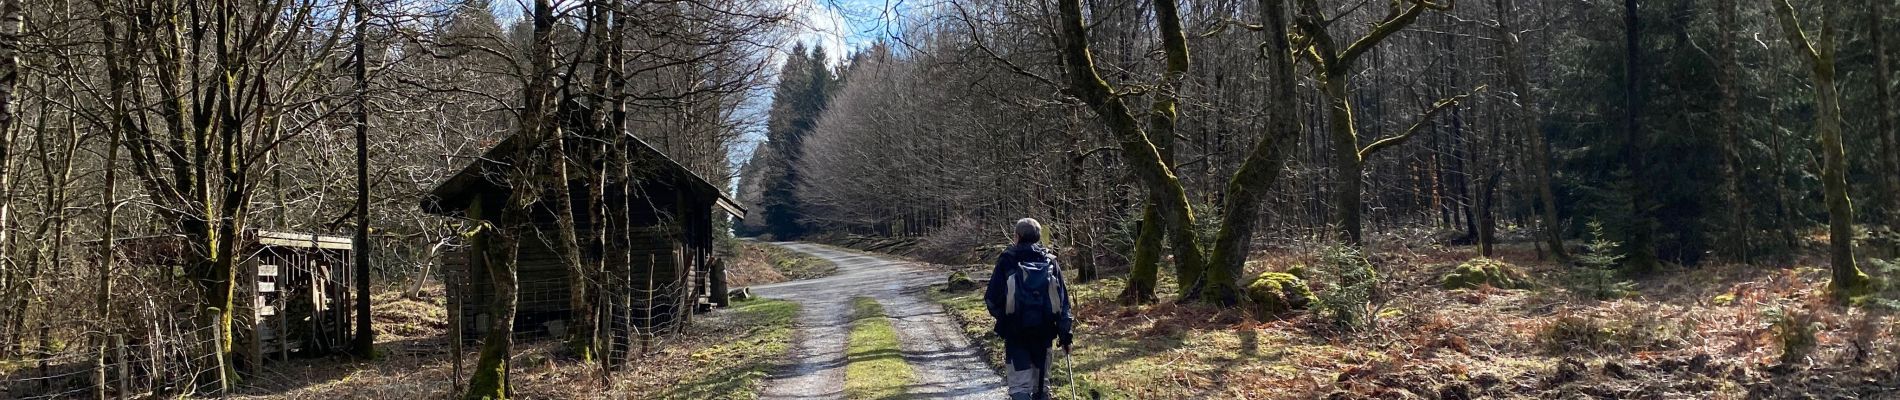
left=843, top=297, right=915, bottom=400
left=649, top=298, right=800, bottom=399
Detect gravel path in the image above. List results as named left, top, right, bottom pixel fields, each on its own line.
left=750, top=242, right=1006, bottom=400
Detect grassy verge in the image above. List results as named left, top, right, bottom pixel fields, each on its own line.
left=930, top=243, right=1900, bottom=399
left=641, top=298, right=801, bottom=399
left=843, top=297, right=915, bottom=400
left=931, top=276, right=1185, bottom=398
left=727, top=241, right=841, bottom=286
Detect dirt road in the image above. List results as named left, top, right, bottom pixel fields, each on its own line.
left=750, top=242, right=1006, bottom=400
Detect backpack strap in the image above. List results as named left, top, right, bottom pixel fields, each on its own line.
left=1004, top=271, right=1018, bottom=315
left=1047, top=274, right=1060, bottom=314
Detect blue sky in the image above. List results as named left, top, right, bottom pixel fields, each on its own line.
left=734, top=0, right=912, bottom=162
left=795, top=0, right=916, bottom=64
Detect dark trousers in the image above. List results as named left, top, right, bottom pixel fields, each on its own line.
left=1004, top=337, right=1053, bottom=400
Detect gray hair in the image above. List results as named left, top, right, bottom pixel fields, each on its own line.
left=1014, top=218, right=1042, bottom=244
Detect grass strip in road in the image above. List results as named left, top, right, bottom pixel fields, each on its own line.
left=844, top=297, right=916, bottom=400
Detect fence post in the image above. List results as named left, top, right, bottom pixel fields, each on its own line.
left=212, top=320, right=229, bottom=395
left=114, top=334, right=127, bottom=400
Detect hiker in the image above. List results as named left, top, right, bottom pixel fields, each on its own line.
left=984, top=218, right=1074, bottom=400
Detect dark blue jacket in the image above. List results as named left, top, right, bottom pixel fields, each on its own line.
left=983, top=243, right=1074, bottom=343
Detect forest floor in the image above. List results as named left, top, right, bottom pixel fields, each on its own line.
left=226, top=284, right=800, bottom=399
left=913, top=241, right=1900, bottom=399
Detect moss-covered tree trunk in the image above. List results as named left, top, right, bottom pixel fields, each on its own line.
left=1118, top=0, right=1196, bottom=304
left=1319, top=77, right=1366, bottom=245
left=1121, top=206, right=1164, bottom=304
left=552, top=131, right=591, bottom=362
left=1199, top=0, right=1302, bottom=305
left=1149, top=0, right=1199, bottom=298
left=467, top=0, right=555, bottom=396
left=1056, top=0, right=1207, bottom=304
left=1771, top=0, right=1871, bottom=301
left=464, top=195, right=521, bottom=400
left=1293, top=0, right=1442, bottom=247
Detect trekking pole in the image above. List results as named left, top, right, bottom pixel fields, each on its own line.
left=1065, top=347, right=1077, bottom=400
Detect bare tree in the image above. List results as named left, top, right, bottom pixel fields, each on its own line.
left=1770, top=0, right=1872, bottom=300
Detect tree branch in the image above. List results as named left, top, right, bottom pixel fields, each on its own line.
left=1337, top=0, right=1449, bottom=72
left=1359, top=84, right=1484, bottom=159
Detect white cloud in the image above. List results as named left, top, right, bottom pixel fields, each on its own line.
left=788, top=0, right=854, bottom=66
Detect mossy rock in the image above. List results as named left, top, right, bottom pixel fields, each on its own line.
left=1441, top=258, right=1532, bottom=290
left=1246, top=272, right=1313, bottom=316
left=945, top=271, right=980, bottom=292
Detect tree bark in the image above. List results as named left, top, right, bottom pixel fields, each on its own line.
left=1123, top=206, right=1163, bottom=303
left=1320, top=77, right=1366, bottom=245
left=96, top=2, right=130, bottom=393
left=1771, top=0, right=1871, bottom=300
left=463, top=195, right=518, bottom=400
left=351, top=0, right=375, bottom=357
left=1716, top=0, right=1751, bottom=261
left=1620, top=0, right=1660, bottom=273
left=0, top=0, right=19, bottom=352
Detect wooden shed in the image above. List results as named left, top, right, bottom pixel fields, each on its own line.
left=106, top=229, right=358, bottom=369
left=422, top=132, right=743, bottom=358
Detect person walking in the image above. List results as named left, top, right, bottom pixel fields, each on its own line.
left=984, top=218, right=1075, bottom=400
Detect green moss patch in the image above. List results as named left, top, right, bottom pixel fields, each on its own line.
left=1442, top=258, right=1532, bottom=290
left=1245, top=272, right=1313, bottom=317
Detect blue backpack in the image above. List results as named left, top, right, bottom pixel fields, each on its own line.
left=1005, top=260, right=1061, bottom=337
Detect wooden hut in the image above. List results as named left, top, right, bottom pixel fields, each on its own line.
left=107, top=229, right=357, bottom=370
left=422, top=132, right=743, bottom=356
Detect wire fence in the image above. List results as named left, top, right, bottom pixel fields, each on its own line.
left=0, top=320, right=232, bottom=400
left=0, top=243, right=315, bottom=400
left=442, top=233, right=718, bottom=393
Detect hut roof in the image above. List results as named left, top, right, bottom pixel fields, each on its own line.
left=420, top=132, right=745, bottom=219
left=95, top=229, right=352, bottom=266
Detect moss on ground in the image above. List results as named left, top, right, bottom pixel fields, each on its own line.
left=844, top=297, right=915, bottom=400
left=1442, top=258, right=1532, bottom=290
left=1246, top=272, right=1313, bottom=317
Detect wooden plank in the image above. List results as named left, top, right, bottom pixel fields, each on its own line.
left=255, top=230, right=354, bottom=246
left=257, top=236, right=354, bottom=250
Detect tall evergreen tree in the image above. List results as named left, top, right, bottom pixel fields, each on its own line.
left=748, top=44, right=835, bottom=239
